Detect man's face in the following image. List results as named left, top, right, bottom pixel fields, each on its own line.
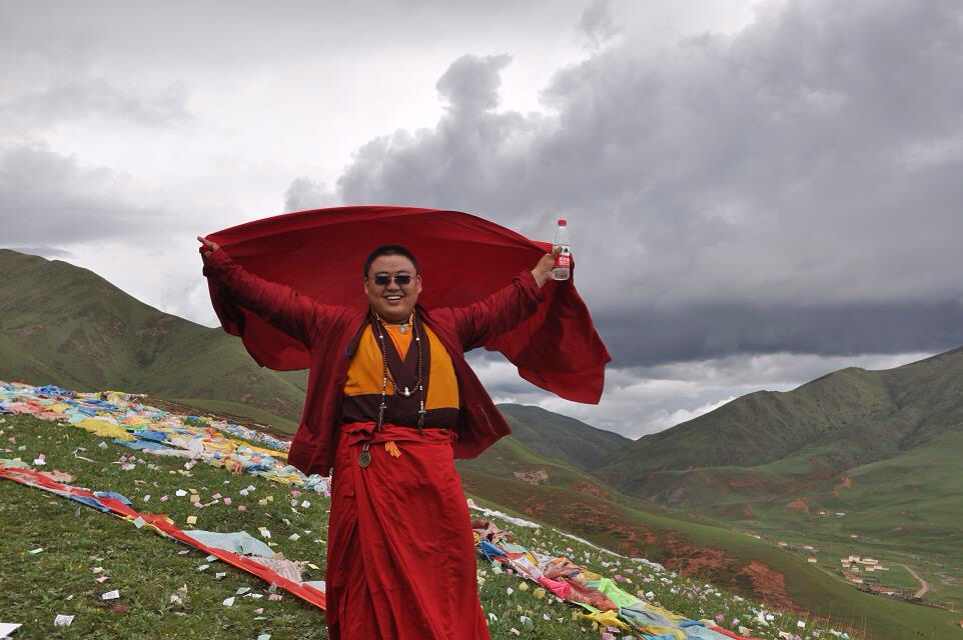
left=364, top=254, right=422, bottom=322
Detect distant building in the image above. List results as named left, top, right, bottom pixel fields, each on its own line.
left=807, top=557, right=818, bottom=563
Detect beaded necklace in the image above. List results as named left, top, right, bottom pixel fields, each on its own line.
left=359, top=311, right=426, bottom=468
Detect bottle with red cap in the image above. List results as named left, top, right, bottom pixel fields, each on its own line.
left=552, top=218, right=571, bottom=281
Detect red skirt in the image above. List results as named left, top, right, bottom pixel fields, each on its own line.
left=325, top=422, right=491, bottom=639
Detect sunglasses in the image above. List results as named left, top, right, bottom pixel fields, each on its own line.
left=371, top=273, right=413, bottom=286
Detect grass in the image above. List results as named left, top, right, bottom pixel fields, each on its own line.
left=2, top=411, right=862, bottom=640
left=0, top=249, right=308, bottom=430
left=717, top=429, right=963, bottom=610
left=0, top=413, right=327, bottom=639
left=459, top=465, right=962, bottom=640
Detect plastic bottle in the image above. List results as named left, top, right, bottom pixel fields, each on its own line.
left=552, top=218, right=571, bottom=281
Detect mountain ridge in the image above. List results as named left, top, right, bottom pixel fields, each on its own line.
left=0, top=248, right=308, bottom=425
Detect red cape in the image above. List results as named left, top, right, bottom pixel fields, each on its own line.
left=205, top=205, right=609, bottom=403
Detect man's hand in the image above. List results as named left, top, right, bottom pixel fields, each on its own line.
left=197, top=235, right=220, bottom=256
left=531, top=247, right=561, bottom=288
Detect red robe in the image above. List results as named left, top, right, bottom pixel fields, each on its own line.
left=202, top=205, right=610, bottom=477
left=201, top=206, right=610, bottom=638
left=327, top=422, right=490, bottom=638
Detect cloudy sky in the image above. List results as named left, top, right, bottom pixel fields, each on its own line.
left=2, top=0, right=961, bottom=438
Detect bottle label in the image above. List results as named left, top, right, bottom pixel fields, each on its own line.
left=555, top=252, right=571, bottom=268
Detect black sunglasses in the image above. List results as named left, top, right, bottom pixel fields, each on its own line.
left=372, top=273, right=413, bottom=286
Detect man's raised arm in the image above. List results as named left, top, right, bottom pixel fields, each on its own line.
left=449, top=249, right=558, bottom=351
left=198, top=236, right=320, bottom=346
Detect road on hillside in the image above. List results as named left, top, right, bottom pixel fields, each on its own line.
left=900, top=563, right=929, bottom=598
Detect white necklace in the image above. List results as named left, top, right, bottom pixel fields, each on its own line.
left=385, top=313, right=413, bottom=333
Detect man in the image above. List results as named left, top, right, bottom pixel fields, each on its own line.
left=199, top=234, right=558, bottom=639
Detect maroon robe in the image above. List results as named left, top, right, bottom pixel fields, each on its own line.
left=200, top=206, right=610, bottom=638
left=201, top=205, right=610, bottom=477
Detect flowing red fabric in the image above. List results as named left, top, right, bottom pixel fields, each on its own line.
left=326, top=422, right=489, bottom=639
left=205, top=206, right=609, bottom=404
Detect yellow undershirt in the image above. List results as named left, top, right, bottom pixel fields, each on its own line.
left=343, top=322, right=460, bottom=412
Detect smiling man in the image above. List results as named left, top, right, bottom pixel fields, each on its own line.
left=365, top=245, right=423, bottom=321
left=198, top=235, right=557, bottom=639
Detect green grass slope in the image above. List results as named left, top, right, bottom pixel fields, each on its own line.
left=6, top=412, right=906, bottom=640
left=583, top=347, right=963, bottom=611
left=0, top=249, right=306, bottom=432
left=496, top=403, right=630, bottom=470
left=456, top=430, right=960, bottom=639
left=730, top=429, right=963, bottom=610
left=598, top=348, right=963, bottom=500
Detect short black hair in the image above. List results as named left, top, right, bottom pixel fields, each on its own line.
left=363, top=244, right=420, bottom=277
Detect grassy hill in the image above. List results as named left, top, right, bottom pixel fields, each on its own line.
left=596, top=349, right=963, bottom=507
left=586, top=348, right=963, bottom=610
left=5, top=246, right=963, bottom=633
left=495, top=403, right=630, bottom=470
left=0, top=249, right=307, bottom=431
left=16, top=409, right=938, bottom=640
left=454, top=429, right=962, bottom=639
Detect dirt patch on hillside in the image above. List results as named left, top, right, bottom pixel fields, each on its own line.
left=513, top=469, right=549, bottom=485
left=606, top=522, right=658, bottom=555
left=657, top=534, right=801, bottom=613
left=740, top=561, right=798, bottom=611
left=527, top=495, right=803, bottom=612
left=573, top=481, right=610, bottom=499
left=786, top=498, right=810, bottom=513
left=661, top=534, right=731, bottom=576
left=462, top=470, right=807, bottom=617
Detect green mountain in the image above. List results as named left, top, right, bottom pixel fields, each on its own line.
left=586, top=348, right=963, bottom=612
left=595, top=348, right=963, bottom=509
left=0, top=249, right=306, bottom=432
left=495, top=403, right=630, bottom=470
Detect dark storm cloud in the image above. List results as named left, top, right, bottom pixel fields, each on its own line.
left=335, top=0, right=963, bottom=366
left=594, top=300, right=963, bottom=367
left=338, top=53, right=544, bottom=218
